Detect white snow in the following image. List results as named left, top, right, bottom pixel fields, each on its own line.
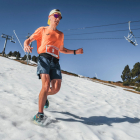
left=8, top=56, right=16, bottom=59
left=8, top=56, right=37, bottom=65
left=28, top=60, right=37, bottom=65
left=0, top=56, right=140, bottom=140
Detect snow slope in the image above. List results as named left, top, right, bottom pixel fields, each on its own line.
left=0, top=56, right=140, bottom=140
left=8, top=56, right=37, bottom=65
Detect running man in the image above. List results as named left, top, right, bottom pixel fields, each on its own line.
left=24, top=9, right=83, bottom=124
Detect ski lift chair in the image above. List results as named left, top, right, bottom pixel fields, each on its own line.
left=124, top=21, right=138, bottom=46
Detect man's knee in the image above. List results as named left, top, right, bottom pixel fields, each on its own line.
left=42, top=82, right=50, bottom=93
left=50, top=79, right=61, bottom=95
left=53, top=87, right=60, bottom=94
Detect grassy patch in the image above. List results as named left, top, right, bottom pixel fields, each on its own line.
left=123, top=89, right=140, bottom=94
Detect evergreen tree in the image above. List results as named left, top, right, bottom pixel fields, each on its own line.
left=22, top=55, right=27, bottom=60
left=36, top=56, right=39, bottom=63
left=12, top=51, right=18, bottom=57
left=28, top=55, right=31, bottom=60
left=16, top=52, right=21, bottom=60
left=121, top=65, right=131, bottom=82
left=32, top=55, right=37, bottom=62
left=8, top=51, right=12, bottom=56
left=131, top=62, right=140, bottom=79
left=135, top=75, right=140, bottom=84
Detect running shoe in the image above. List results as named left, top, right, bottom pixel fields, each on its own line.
left=33, top=113, right=44, bottom=125
left=44, top=99, right=49, bottom=109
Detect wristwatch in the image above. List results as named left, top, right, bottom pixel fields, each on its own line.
left=74, top=50, right=76, bottom=55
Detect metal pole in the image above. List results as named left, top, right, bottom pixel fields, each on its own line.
left=13, top=30, right=25, bottom=52
left=27, top=52, right=29, bottom=65
left=2, top=37, right=8, bottom=56
left=26, top=33, right=31, bottom=65
left=13, top=30, right=28, bottom=63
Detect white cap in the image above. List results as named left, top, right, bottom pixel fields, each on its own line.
left=49, top=9, right=62, bottom=18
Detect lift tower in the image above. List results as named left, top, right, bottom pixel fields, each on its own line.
left=1, top=34, right=15, bottom=56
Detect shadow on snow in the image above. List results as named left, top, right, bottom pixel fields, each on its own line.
left=50, top=111, right=140, bottom=126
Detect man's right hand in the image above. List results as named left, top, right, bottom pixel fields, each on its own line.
left=24, top=36, right=35, bottom=53
left=24, top=45, right=33, bottom=53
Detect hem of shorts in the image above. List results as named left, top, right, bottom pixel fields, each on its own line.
left=37, top=73, right=49, bottom=79
left=37, top=74, right=62, bottom=80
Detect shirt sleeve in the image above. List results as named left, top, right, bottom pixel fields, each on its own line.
left=31, top=27, right=43, bottom=40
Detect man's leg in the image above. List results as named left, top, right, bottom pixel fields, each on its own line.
left=47, top=79, right=61, bottom=95
left=38, top=74, right=50, bottom=113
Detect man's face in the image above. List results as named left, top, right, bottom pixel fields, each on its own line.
left=49, top=12, right=62, bottom=26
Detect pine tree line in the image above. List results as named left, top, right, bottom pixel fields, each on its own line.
left=6, top=51, right=38, bottom=63
left=121, top=62, right=140, bottom=91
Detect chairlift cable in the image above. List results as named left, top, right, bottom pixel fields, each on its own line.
left=17, top=27, right=140, bottom=38
left=64, top=28, right=140, bottom=36
left=65, top=37, right=140, bottom=40
left=17, top=36, right=140, bottom=41
left=61, top=20, right=140, bottom=31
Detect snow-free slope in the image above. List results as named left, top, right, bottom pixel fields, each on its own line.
left=0, top=56, right=140, bottom=140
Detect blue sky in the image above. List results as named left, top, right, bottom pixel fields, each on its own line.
left=0, top=0, right=140, bottom=81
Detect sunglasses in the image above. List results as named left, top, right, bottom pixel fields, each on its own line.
left=53, top=14, right=61, bottom=19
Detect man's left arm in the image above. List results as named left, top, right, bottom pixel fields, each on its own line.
left=60, top=45, right=83, bottom=55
